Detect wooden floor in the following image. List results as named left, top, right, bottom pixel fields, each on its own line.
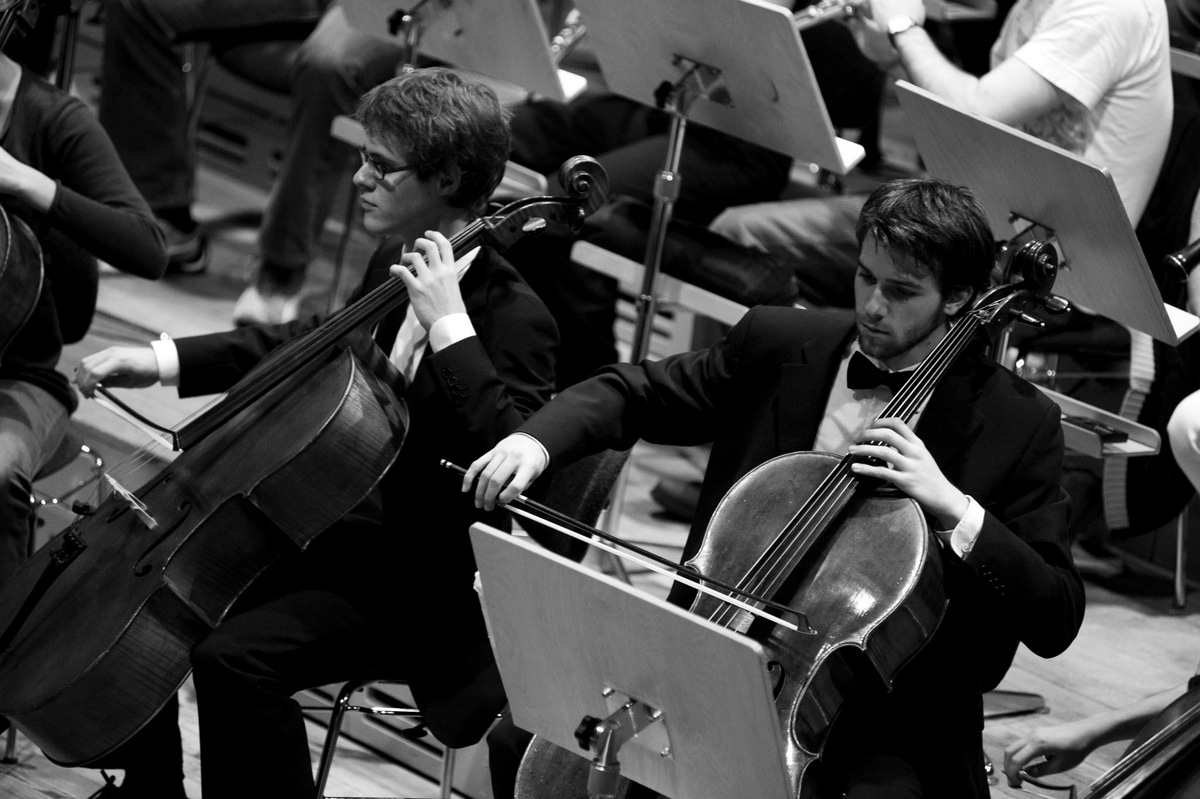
left=3, top=83, right=1198, bottom=799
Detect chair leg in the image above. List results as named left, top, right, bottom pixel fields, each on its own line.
left=438, top=747, right=456, bottom=799
left=3, top=726, right=17, bottom=764
left=1175, top=511, right=1188, bottom=610
left=313, top=678, right=370, bottom=798
left=598, top=458, right=634, bottom=585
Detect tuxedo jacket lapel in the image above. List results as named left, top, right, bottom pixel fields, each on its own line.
left=776, top=321, right=857, bottom=454
left=916, top=357, right=985, bottom=470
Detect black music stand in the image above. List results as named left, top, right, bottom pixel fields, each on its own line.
left=470, top=523, right=793, bottom=799
left=341, top=0, right=568, bottom=100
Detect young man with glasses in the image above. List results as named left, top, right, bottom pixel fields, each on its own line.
left=72, top=67, right=558, bottom=799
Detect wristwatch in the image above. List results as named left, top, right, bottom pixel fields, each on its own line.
left=886, top=14, right=921, bottom=46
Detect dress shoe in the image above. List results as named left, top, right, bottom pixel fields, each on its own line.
left=1071, top=538, right=1126, bottom=580
left=650, top=477, right=702, bottom=523
left=233, top=260, right=306, bottom=326
left=232, top=284, right=302, bottom=326
left=157, top=217, right=208, bottom=276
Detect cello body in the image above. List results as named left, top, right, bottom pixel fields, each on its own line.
left=0, top=203, right=44, bottom=363
left=687, top=451, right=943, bottom=791
left=515, top=452, right=942, bottom=799
left=1081, top=685, right=1200, bottom=799
left=0, top=338, right=407, bottom=765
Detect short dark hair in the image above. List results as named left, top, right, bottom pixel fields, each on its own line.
left=856, top=178, right=994, bottom=302
left=356, top=67, right=512, bottom=216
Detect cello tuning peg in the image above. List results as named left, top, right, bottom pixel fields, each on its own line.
left=1010, top=311, right=1045, bottom=329
left=1042, top=295, right=1070, bottom=314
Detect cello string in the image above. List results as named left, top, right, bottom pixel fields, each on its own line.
left=707, top=312, right=985, bottom=627
left=181, top=215, right=490, bottom=442
left=502, top=504, right=804, bottom=632
left=756, top=316, right=980, bottom=576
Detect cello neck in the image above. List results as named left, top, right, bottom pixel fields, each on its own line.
left=175, top=217, right=491, bottom=449
left=174, top=175, right=608, bottom=451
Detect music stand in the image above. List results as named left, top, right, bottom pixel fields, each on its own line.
left=896, top=80, right=1199, bottom=346
left=574, top=0, right=864, bottom=361
left=341, top=0, right=568, bottom=101
left=470, top=523, right=792, bottom=799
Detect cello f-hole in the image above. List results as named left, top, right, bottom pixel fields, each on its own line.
left=768, top=661, right=786, bottom=697
left=132, top=502, right=192, bottom=575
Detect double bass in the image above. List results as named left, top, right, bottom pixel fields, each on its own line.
left=515, top=241, right=1065, bottom=799
left=0, top=157, right=608, bottom=766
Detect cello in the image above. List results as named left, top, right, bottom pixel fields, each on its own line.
left=513, top=240, right=1065, bottom=799
left=0, top=202, right=42, bottom=362
left=0, top=0, right=51, bottom=362
left=1079, top=685, right=1200, bottom=798
left=0, top=156, right=608, bottom=766
left=1010, top=684, right=1200, bottom=799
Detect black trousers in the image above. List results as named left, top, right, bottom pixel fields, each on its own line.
left=110, top=513, right=415, bottom=799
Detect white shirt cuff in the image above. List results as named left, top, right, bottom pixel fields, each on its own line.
left=935, top=495, right=983, bottom=559
left=150, top=337, right=180, bottom=386
left=513, top=432, right=550, bottom=472
left=428, top=312, right=475, bottom=352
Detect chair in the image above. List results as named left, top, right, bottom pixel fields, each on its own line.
left=519, top=447, right=633, bottom=563
left=312, top=679, right=455, bottom=799
left=308, top=448, right=630, bottom=798
left=3, top=425, right=105, bottom=764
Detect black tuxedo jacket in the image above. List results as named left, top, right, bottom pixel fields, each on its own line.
left=172, top=241, right=558, bottom=746
left=522, top=306, right=1084, bottom=796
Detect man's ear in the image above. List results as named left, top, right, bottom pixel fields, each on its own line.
left=943, top=285, right=973, bottom=317
left=438, top=164, right=463, bottom=199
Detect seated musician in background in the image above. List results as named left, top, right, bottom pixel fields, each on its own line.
left=649, top=0, right=1173, bottom=528
left=710, top=0, right=1172, bottom=308
left=1003, top=663, right=1200, bottom=790
left=468, top=178, right=1084, bottom=799
left=99, top=0, right=409, bottom=325
left=0, top=44, right=166, bottom=592
left=74, top=67, right=558, bottom=799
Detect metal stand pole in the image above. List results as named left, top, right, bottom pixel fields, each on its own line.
left=629, top=104, right=688, bottom=363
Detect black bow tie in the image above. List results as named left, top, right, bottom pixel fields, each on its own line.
left=846, top=351, right=912, bottom=394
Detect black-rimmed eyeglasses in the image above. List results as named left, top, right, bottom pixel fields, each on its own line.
left=358, top=146, right=419, bottom=181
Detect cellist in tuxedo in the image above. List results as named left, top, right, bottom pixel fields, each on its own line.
left=468, top=178, right=1084, bottom=799
left=73, top=68, right=559, bottom=799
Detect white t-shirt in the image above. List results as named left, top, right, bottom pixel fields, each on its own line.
left=992, top=0, right=1173, bottom=224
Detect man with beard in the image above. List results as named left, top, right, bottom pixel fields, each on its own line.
left=467, top=177, right=1083, bottom=799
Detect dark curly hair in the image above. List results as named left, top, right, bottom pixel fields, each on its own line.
left=856, top=177, right=995, bottom=307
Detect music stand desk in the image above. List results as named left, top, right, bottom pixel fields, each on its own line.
left=471, top=523, right=792, bottom=799
left=574, top=0, right=863, bottom=174
left=896, top=80, right=1199, bottom=345
left=1173, top=47, right=1200, bottom=80
left=341, top=0, right=568, bottom=101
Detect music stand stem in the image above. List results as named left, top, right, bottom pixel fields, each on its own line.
left=629, top=99, right=687, bottom=363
